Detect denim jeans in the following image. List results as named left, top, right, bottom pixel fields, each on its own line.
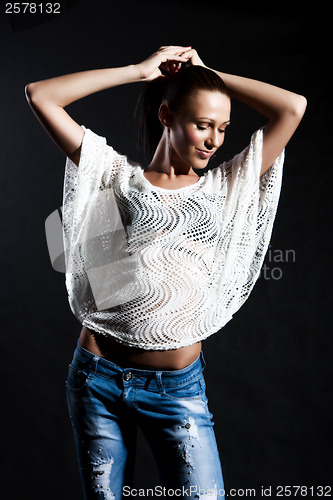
left=66, top=341, right=224, bottom=499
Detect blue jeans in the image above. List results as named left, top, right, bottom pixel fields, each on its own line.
left=66, top=342, right=224, bottom=499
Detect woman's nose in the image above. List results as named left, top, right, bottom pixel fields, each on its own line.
left=205, top=130, right=220, bottom=149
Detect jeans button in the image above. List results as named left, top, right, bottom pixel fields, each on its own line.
left=124, top=372, right=132, bottom=381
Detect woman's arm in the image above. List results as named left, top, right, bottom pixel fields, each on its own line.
left=25, top=65, right=143, bottom=165
left=25, top=46, right=193, bottom=165
left=188, top=50, right=307, bottom=175
left=213, top=71, right=307, bottom=175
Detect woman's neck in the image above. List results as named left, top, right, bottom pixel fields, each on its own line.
left=145, top=131, right=196, bottom=178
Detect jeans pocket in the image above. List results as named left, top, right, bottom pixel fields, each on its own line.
left=162, top=376, right=206, bottom=400
left=66, top=363, right=95, bottom=391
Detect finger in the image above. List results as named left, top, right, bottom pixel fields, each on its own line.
left=178, top=48, right=195, bottom=58
left=171, top=62, right=182, bottom=74
left=158, top=46, right=193, bottom=59
left=160, top=54, right=191, bottom=64
left=159, top=45, right=192, bottom=51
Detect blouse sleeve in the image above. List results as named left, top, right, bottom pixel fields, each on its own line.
left=212, top=127, right=285, bottom=323
left=62, top=126, right=128, bottom=274
left=228, top=126, right=283, bottom=241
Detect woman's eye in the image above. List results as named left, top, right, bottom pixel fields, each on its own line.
left=196, top=125, right=208, bottom=131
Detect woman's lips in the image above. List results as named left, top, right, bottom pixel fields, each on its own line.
left=196, top=148, right=214, bottom=159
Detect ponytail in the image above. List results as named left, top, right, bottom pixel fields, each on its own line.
left=136, top=75, right=170, bottom=160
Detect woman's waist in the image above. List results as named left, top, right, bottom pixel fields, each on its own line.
left=79, top=326, right=202, bottom=370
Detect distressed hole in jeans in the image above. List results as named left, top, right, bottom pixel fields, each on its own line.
left=89, top=458, right=115, bottom=500
left=177, top=415, right=200, bottom=474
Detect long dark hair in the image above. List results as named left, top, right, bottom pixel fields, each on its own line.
left=136, top=64, right=229, bottom=160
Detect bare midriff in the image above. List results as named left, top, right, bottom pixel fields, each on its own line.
left=79, top=326, right=202, bottom=370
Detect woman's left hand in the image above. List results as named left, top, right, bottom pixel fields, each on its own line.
left=186, top=48, right=206, bottom=68
left=170, top=48, right=206, bottom=72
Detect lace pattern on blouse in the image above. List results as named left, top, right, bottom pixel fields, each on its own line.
left=62, top=126, right=284, bottom=350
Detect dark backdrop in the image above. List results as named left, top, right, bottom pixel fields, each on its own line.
left=1, top=1, right=332, bottom=498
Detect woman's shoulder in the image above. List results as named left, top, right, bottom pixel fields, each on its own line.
left=85, top=126, right=139, bottom=169
left=65, top=126, right=141, bottom=193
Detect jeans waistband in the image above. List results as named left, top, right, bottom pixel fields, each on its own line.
left=72, top=340, right=206, bottom=382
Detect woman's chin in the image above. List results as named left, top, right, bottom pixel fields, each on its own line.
left=191, top=157, right=210, bottom=170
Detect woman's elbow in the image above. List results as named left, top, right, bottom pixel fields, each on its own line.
left=25, top=82, right=47, bottom=107
left=25, top=82, right=38, bottom=104
left=291, top=94, right=307, bottom=120
left=279, top=94, right=307, bottom=129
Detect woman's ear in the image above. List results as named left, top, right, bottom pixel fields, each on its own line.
left=158, top=102, right=172, bottom=128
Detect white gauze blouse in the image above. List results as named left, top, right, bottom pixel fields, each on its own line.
left=62, top=126, right=284, bottom=350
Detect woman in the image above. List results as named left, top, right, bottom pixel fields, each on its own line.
left=26, top=46, right=306, bottom=499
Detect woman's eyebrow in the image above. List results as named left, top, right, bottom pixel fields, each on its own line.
left=197, top=117, right=231, bottom=125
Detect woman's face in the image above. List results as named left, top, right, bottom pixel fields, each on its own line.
left=169, top=89, right=231, bottom=170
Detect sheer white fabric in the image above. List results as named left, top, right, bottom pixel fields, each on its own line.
left=62, top=126, right=284, bottom=350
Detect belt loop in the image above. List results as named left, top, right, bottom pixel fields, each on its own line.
left=90, top=355, right=99, bottom=375
left=155, top=371, right=164, bottom=393
left=200, top=351, right=206, bottom=371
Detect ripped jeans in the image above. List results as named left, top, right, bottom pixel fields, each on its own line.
left=66, top=341, right=224, bottom=499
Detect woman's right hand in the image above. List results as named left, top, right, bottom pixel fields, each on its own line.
left=136, top=46, right=195, bottom=81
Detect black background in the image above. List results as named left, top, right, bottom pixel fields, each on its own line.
left=1, top=1, right=332, bottom=498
